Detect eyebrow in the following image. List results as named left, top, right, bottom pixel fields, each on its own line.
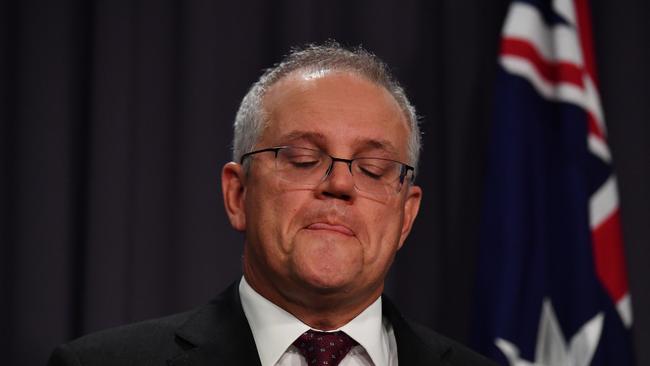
left=352, top=137, right=399, bottom=157
left=278, top=131, right=327, bottom=144
left=277, top=130, right=400, bottom=157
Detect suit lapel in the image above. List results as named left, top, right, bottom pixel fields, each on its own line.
left=168, top=283, right=262, bottom=366
left=382, top=296, right=450, bottom=366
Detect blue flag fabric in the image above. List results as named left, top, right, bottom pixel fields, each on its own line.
left=472, top=1, right=635, bottom=365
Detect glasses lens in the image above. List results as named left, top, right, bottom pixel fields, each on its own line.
left=275, top=147, right=328, bottom=184
left=352, top=158, right=404, bottom=195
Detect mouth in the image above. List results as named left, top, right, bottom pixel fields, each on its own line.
left=306, top=222, right=355, bottom=236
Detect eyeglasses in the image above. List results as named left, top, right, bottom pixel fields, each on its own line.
left=240, top=146, right=415, bottom=195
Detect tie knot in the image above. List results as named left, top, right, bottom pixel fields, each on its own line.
left=292, top=330, right=358, bottom=366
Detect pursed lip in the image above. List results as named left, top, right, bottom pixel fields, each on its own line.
left=306, top=222, right=355, bottom=236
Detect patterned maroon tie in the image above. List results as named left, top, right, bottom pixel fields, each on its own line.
left=292, top=329, right=359, bottom=366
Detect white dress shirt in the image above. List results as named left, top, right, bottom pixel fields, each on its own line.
left=239, top=276, right=398, bottom=366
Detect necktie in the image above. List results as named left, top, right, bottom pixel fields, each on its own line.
left=293, top=329, right=359, bottom=366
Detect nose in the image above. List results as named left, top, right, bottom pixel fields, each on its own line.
left=318, top=158, right=356, bottom=200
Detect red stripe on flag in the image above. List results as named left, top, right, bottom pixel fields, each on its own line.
left=574, top=0, right=599, bottom=86
left=587, top=112, right=605, bottom=140
left=592, top=209, right=629, bottom=302
left=501, top=38, right=584, bottom=87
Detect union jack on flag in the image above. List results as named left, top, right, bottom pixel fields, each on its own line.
left=472, top=0, right=635, bottom=365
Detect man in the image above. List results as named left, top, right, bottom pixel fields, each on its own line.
left=49, top=43, right=497, bottom=366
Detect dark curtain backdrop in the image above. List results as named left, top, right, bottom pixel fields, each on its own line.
left=1, top=1, right=648, bottom=365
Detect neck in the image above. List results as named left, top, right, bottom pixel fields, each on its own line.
left=243, top=269, right=383, bottom=330
left=281, top=288, right=382, bottom=330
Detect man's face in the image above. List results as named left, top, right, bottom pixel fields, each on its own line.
left=224, top=70, right=421, bottom=309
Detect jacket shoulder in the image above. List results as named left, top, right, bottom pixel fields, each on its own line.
left=48, top=308, right=198, bottom=366
left=406, top=320, right=499, bottom=366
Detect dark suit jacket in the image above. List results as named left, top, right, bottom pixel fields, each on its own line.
left=48, top=283, right=497, bottom=366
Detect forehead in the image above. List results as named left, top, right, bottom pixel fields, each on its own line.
left=260, top=70, right=410, bottom=158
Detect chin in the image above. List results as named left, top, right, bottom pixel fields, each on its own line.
left=290, top=256, right=363, bottom=294
left=301, top=270, right=356, bottom=292
left=288, top=232, right=364, bottom=291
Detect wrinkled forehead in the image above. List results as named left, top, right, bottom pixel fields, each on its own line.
left=259, top=70, right=410, bottom=158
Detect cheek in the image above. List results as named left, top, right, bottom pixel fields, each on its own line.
left=362, top=204, right=405, bottom=263
left=245, top=181, right=286, bottom=251
left=266, top=188, right=314, bottom=252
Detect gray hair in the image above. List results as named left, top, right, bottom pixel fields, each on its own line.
left=232, top=42, right=421, bottom=172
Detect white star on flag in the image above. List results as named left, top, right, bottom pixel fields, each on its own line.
left=495, top=298, right=604, bottom=366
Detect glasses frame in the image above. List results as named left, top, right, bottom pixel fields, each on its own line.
left=240, top=146, right=416, bottom=194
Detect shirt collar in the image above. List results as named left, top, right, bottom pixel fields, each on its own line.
left=239, top=276, right=390, bottom=366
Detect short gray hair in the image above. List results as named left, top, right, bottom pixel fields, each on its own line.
left=232, top=42, right=421, bottom=172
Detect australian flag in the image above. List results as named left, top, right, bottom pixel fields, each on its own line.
left=472, top=0, right=635, bottom=365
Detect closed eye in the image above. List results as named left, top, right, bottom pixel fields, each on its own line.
left=358, top=164, right=388, bottom=180
left=290, top=160, right=320, bottom=169
left=285, top=153, right=322, bottom=168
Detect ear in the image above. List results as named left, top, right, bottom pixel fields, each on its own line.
left=397, top=184, right=422, bottom=250
left=221, top=162, right=247, bottom=231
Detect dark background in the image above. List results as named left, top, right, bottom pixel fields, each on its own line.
left=1, top=1, right=648, bottom=365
